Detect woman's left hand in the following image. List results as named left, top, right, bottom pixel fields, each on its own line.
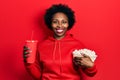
left=73, top=54, right=94, bottom=68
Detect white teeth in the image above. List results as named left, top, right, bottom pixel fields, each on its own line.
left=56, top=30, right=63, bottom=33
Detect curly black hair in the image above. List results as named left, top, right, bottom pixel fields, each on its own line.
left=44, top=4, right=75, bottom=30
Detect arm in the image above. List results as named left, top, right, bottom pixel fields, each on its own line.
left=74, top=54, right=97, bottom=77
left=23, top=46, right=42, bottom=79
left=24, top=59, right=42, bottom=79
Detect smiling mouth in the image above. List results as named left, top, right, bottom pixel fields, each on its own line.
left=56, top=29, right=64, bottom=33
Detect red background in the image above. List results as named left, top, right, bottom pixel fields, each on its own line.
left=0, top=0, right=120, bottom=80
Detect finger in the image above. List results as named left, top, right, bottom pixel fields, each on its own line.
left=23, top=46, right=30, bottom=51
left=79, top=60, right=85, bottom=66
left=74, top=61, right=81, bottom=66
left=76, top=61, right=84, bottom=66
left=23, top=51, right=30, bottom=55
left=23, top=54, right=29, bottom=58
left=76, top=61, right=81, bottom=65
left=82, top=54, right=90, bottom=58
left=74, top=57, right=82, bottom=61
left=75, top=59, right=82, bottom=62
left=23, top=46, right=27, bottom=49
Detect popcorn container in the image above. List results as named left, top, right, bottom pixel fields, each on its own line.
left=72, top=49, right=97, bottom=62
left=25, top=40, right=38, bottom=63
left=72, top=50, right=83, bottom=58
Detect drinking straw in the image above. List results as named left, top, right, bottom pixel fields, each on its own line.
left=31, top=30, right=34, bottom=40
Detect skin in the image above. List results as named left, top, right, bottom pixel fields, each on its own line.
left=51, top=12, right=69, bottom=40
left=23, top=12, right=94, bottom=68
left=73, top=54, right=94, bottom=68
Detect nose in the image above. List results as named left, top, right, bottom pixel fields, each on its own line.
left=57, top=22, right=62, bottom=28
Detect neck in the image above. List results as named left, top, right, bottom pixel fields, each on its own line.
left=54, top=35, right=65, bottom=40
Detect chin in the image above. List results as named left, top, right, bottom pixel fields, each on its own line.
left=55, top=33, right=65, bottom=38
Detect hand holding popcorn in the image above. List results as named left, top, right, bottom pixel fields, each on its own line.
left=73, top=49, right=97, bottom=68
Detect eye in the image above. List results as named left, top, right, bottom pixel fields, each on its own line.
left=52, top=20, right=58, bottom=24
left=62, top=21, right=68, bottom=24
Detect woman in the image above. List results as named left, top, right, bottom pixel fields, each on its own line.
left=23, top=4, right=97, bottom=80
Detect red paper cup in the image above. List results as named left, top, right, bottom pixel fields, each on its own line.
left=25, top=40, right=38, bottom=63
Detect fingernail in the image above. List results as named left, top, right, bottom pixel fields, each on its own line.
left=24, top=52, right=28, bottom=54
left=29, top=50, right=32, bottom=53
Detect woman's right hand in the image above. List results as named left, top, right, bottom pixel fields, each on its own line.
left=23, top=46, right=30, bottom=62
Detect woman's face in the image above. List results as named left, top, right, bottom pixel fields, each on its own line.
left=51, top=12, right=69, bottom=40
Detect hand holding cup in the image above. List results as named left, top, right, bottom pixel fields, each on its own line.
left=23, top=40, right=38, bottom=63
